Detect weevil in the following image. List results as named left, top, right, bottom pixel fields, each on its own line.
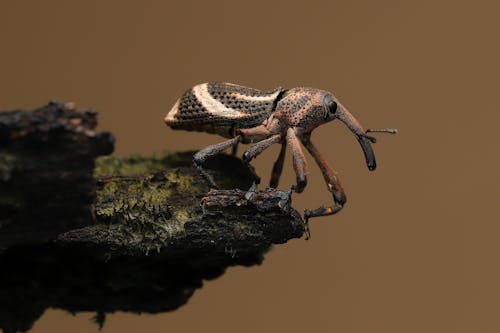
left=165, top=82, right=396, bottom=236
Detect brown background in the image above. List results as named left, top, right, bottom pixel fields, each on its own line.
left=1, top=0, right=499, bottom=332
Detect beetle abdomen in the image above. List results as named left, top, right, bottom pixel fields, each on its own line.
left=165, top=82, right=284, bottom=137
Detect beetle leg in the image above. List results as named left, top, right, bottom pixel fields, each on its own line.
left=193, top=136, right=241, bottom=189
left=238, top=125, right=272, bottom=141
left=269, top=141, right=287, bottom=188
left=242, top=134, right=281, bottom=168
left=301, top=137, right=347, bottom=222
left=241, top=134, right=281, bottom=200
left=286, top=128, right=311, bottom=238
left=286, top=128, right=308, bottom=193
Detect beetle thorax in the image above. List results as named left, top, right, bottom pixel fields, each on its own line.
left=274, top=88, right=330, bottom=133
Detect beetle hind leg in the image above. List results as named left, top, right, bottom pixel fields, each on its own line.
left=193, top=136, right=242, bottom=189
left=269, top=141, right=287, bottom=188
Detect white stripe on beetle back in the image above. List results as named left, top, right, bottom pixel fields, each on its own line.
left=229, top=90, right=281, bottom=102
left=164, top=99, right=180, bottom=123
left=193, top=83, right=246, bottom=118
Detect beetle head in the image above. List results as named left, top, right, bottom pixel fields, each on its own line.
left=323, top=94, right=378, bottom=171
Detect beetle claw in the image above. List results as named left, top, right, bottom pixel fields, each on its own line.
left=278, top=185, right=295, bottom=212
left=244, top=182, right=258, bottom=201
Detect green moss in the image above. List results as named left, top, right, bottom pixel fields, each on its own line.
left=96, top=173, right=199, bottom=208
left=94, top=152, right=192, bottom=177
left=92, top=154, right=206, bottom=252
left=101, top=181, right=119, bottom=196
left=174, top=210, right=192, bottom=224
left=139, top=179, right=170, bottom=203
left=164, top=172, right=202, bottom=195
left=95, top=155, right=158, bottom=176
left=93, top=203, right=193, bottom=253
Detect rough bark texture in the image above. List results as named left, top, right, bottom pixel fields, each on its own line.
left=0, top=103, right=305, bottom=333
left=63, top=152, right=304, bottom=258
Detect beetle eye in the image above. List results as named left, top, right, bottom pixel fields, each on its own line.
left=324, top=95, right=338, bottom=116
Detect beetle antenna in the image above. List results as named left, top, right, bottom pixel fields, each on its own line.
left=366, top=128, right=398, bottom=134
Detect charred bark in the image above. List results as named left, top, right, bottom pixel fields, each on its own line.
left=0, top=102, right=304, bottom=333
left=0, top=101, right=114, bottom=249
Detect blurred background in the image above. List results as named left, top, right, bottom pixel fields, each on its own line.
left=1, top=0, right=499, bottom=332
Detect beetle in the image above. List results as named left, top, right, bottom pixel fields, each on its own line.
left=165, top=82, right=396, bottom=235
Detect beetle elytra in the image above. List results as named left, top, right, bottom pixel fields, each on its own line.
left=165, top=82, right=396, bottom=236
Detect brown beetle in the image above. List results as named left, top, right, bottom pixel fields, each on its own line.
left=165, top=82, right=396, bottom=235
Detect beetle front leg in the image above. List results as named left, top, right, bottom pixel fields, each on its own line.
left=285, top=128, right=311, bottom=237
left=302, top=137, right=346, bottom=221
left=193, top=135, right=241, bottom=189
left=286, top=128, right=308, bottom=193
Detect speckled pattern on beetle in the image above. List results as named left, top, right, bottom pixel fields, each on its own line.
left=165, top=82, right=396, bottom=236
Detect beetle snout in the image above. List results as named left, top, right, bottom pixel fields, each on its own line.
left=334, top=190, right=347, bottom=206
left=336, top=105, right=377, bottom=171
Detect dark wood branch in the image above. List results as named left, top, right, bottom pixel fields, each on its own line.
left=58, top=152, right=304, bottom=257
left=0, top=101, right=115, bottom=249
left=0, top=102, right=304, bottom=333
